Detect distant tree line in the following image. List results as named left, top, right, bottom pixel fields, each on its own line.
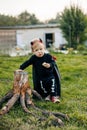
left=0, top=10, right=61, bottom=26
left=0, top=5, right=87, bottom=49
left=0, top=11, right=43, bottom=26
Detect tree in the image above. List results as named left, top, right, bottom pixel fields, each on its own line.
left=29, top=14, right=40, bottom=24
left=17, top=11, right=41, bottom=25
left=0, top=14, right=18, bottom=26
left=59, top=5, right=87, bottom=49
left=17, top=11, right=31, bottom=25
left=0, top=11, right=42, bottom=26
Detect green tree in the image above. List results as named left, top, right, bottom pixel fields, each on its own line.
left=59, top=5, right=87, bottom=49
left=17, top=11, right=31, bottom=25
left=0, top=14, right=18, bottom=26
left=0, top=11, right=42, bottom=26
left=29, top=14, right=42, bottom=24
left=17, top=11, right=41, bottom=25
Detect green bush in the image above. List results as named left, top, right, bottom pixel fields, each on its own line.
left=77, top=44, right=86, bottom=51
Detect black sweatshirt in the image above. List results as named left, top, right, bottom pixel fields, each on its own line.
left=20, top=53, right=55, bottom=81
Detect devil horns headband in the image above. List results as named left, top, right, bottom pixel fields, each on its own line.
left=30, top=38, right=43, bottom=46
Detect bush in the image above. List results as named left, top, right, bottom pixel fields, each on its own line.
left=77, top=45, right=86, bottom=51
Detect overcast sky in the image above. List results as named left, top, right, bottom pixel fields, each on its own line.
left=0, top=0, right=87, bottom=21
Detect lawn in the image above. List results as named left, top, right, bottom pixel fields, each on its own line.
left=0, top=53, right=87, bottom=130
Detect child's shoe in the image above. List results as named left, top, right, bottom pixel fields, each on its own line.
left=51, top=96, right=60, bottom=103
left=45, top=95, right=50, bottom=101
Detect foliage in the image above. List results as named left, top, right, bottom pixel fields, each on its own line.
left=59, top=5, right=87, bottom=49
left=17, top=11, right=41, bottom=25
left=0, top=14, right=18, bottom=26
left=0, top=11, right=43, bottom=26
left=0, top=53, right=87, bottom=130
left=77, top=44, right=86, bottom=51
left=77, top=44, right=87, bottom=55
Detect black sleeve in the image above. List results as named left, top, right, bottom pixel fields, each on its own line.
left=47, top=54, right=56, bottom=68
left=19, top=56, right=34, bottom=70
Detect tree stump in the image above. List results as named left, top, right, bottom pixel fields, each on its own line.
left=0, top=70, right=41, bottom=114
left=0, top=70, right=69, bottom=127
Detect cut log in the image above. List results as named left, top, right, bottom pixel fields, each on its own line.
left=0, top=93, right=20, bottom=115
left=0, top=90, right=13, bottom=108
left=32, top=90, right=43, bottom=100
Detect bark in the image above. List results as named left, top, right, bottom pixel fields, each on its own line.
left=0, top=90, right=13, bottom=108
left=20, top=94, right=32, bottom=114
left=32, top=90, right=43, bottom=100
left=0, top=93, right=20, bottom=115
left=42, top=111, right=69, bottom=121
left=52, top=112, right=69, bottom=121
left=25, top=89, right=34, bottom=106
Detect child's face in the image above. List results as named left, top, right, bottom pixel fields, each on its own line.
left=33, top=44, right=45, bottom=57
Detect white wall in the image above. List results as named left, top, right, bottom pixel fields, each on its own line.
left=16, top=27, right=66, bottom=49
left=54, top=30, right=67, bottom=48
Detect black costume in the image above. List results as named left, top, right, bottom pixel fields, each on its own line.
left=20, top=53, right=61, bottom=98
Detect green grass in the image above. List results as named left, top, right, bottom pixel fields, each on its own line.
left=0, top=53, right=87, bottom=130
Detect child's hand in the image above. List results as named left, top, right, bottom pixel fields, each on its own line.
left=42, top=62, right=50, bottom=68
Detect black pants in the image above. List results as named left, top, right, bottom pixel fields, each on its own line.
left=38, top=77, right=57, bottom=98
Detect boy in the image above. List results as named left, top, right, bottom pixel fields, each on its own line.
left=19, top=38, right=61, bottom=103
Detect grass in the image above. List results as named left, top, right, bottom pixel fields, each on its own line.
left=0, top=53, right=87, bottom=130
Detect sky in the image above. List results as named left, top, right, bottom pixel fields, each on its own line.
left=0, top=0, right=87, bottom=21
